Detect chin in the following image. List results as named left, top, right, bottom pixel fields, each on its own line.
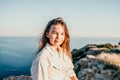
left=54, top=43, right=61, bottom=47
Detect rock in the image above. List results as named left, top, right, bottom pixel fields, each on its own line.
left=110, top=49, right=120, bottom=53
left=97, top=43, right=113, bottom=49
left=95, top=73, right=105, bottom=80
left=3, top=75, right=32, bottom=80
left=74, top=57, right=120, bottom=80
left=72, top=43, right=120, bottom=61
left=72, top=43, right=120, bottom=80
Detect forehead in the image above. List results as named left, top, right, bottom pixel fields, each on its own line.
left=50, top=24, right=64, bottom=31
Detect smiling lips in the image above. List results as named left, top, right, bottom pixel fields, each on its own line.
left=54, top=39, right=61, bottom=43
left=54, top=40, right=60, bottom=42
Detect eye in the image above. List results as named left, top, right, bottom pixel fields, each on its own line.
left=61, top=33, right=64, bottom=35
left=52, top=31, right=57, bottom=34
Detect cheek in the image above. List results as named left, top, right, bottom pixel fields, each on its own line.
left=50, top=34, right=56, bottom=40
left=61, top=35, right=65, bottom=40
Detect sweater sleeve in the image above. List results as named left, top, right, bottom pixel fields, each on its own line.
left=31, top=53, right=49, bottom=80
left=66, top=61, right=76, bottom=78
left=65, top=55, right=76, bottom=78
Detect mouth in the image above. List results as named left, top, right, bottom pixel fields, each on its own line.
left=54, top=41, right=59, bottom=43
left=54, top=39, right=60, bottom=42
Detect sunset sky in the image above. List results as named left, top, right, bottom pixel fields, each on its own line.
left=0, top=0, right=120, bottom=37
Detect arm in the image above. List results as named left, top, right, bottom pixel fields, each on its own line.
left=70, top=76, right=78, bottom=80
left=31, top=54, right=49, bottom=80
left=65, top=56, right=78, bottom=80
left=65, top=62, right=78, bottom=80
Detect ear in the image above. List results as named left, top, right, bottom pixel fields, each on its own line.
left=46, top=32, right=49, bottom=38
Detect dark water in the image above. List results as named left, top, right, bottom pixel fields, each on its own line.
left=0, top=37, right=38, bottom=79
left=0, top=37, right=120, bottom=79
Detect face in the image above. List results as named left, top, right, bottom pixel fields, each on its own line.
left=46, top=24, right=65, bottom=48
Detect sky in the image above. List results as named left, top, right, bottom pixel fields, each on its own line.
left=0, top=0, right=120, bottom=37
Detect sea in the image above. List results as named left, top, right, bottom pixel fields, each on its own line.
left=0, top=37, right=120, bottom=79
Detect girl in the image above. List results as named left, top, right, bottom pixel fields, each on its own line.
left=31, top=17, right=78, bottom=80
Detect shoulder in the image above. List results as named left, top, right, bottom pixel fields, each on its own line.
left=31, top=48, right=49, bottom=66
left=32, top=43, right=53, bottom=63
left=35, top=48, right=48, bottom=61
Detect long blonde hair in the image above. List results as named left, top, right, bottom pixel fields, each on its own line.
left=36, top=17, right=71, bottom=59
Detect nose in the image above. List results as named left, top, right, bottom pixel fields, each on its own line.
left=56, top=33, right=61, bottom=39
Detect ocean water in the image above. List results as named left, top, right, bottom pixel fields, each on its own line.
left=0, top=37, right=120, bottom=79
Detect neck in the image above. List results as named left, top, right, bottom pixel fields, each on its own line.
left=48, top=43, right=62, bottom=53
left=50, top=45, right=61, bottom=53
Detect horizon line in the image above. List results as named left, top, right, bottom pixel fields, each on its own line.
left=0, top=36, right=120, bottom=38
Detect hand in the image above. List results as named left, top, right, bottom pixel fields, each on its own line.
left=70, top=76, right=78, bottom=80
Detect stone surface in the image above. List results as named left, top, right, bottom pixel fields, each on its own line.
left=3, top=75, right=32, bottom=80
left=72, top=43, right=120, bottom=80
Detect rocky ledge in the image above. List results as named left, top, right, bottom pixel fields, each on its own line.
left=72, top=43, right=120, bottom=80
left=3, top=75, right=32, bottom=80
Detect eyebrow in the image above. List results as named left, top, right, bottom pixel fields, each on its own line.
left=51, top=30, right=57, bottom=32
left=51, top=30, right=64, bottom=33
